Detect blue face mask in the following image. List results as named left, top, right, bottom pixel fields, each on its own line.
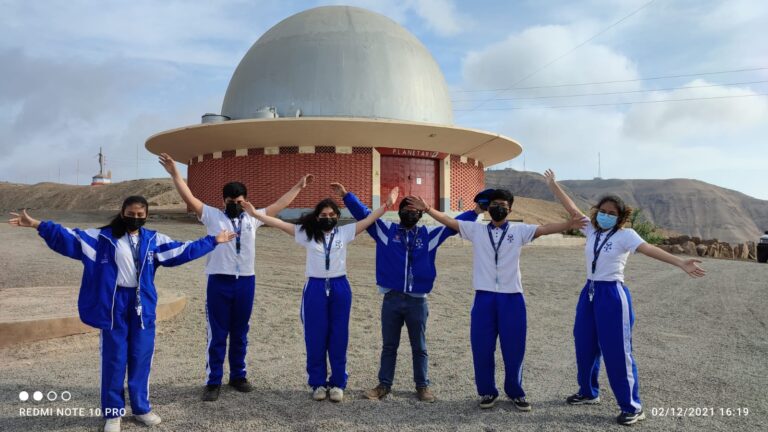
left=596, top=212, right=618, bottom=230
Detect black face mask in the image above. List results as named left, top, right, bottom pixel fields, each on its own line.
left=225, top=202, right=243, bottom=219
left=123, top=216, right=146, bottom=232
left=488, top=206, right=509, bottom=222
left=399, top=210, right=421, bottom=229
left=318, top=217, right=338, bottom=231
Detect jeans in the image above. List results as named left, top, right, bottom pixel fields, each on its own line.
left=378, top=291, right=429, bottom=388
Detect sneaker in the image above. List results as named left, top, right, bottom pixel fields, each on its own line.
left=103, top=417, right=121, bottom=432
left=329, top=387, right=344, bottom=403
left=135, top=411, right=162, bottom=426
left=228, top=377, right=254, bottom=393
left=511, top=397, right=532, bottom=412
left=312, top=386, right=328, bottom=401
left=364, top=384, right=391, bottom=400
left=202, top=384, right=221, bottom=402
left=566, top=393, right=601, bottom=405
left=416, top=386, right=435, bottom=403
left=617, top=410, right=646, bottom=425
left=479, top=394, right=498, bottom=409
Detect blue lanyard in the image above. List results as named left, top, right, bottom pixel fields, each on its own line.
left=127, top=233, right=144, bottom=323
left=402, top=227, right=418, bottom=290
left=591, top=228, right=618, bottom=274
left=486, top=223, right=510, bottom=266
left=230, top=215, right=244, bottom=255
left=322, top=229, right=337, bottom=272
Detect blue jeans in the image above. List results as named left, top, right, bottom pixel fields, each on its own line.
left=378, top=291, right=430, bottom=388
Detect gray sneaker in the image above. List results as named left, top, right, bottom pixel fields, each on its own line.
left=312, top=386, right=327, bottom=401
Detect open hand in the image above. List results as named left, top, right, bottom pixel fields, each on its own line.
left=681, top=259, right=706, bottom=278
left=241, top=201, right=257, bottom=216
left=159, top=153, right=179, bottom=176
left=299, top=174, right=314, bottom=189
left=405, top=195, right=428, bottom=212
left=568, top=214, right=587, bottom=230
left=386, top=187, right=399, bottom=208
left=8, top=209, right=40, bottom=229
left=330, top=182, right=347, bottom=199
left=215, top=229, right=237, bottom=244
left=544, top=169, right=557, bottom=186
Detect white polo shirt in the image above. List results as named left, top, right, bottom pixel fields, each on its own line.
left=200, top=204, right=265, bottom=276
left=115, top=232, right=140, bottom=287
left=458, top=220, right=538, bottom=293
left=580, top=217, right=645, bottom=282
left=295, top=223, right=356, bottom=278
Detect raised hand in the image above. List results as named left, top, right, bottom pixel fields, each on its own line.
left=299, top=174, right=314, bottom=189
left=8, top=209, right=40, bottom=229
left=241, top=201, right=257, bottom=216
left=405, top=195, right=428, bottom=211
left=568, top=214, right=588, bottom=230
left=387, top=187, right=399, bottom=208
left=681, top=259, right=706, bottom=278
left=159, top=153, right=179, bottom=176
left=329, top=182, right=347, bottom=199
left=544, top=169, right=556, bottom=186
left=215, top=229, right=237, bottom=244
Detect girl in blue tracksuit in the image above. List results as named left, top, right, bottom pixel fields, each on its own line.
left=9, top=196, right=234, bottom=432
left=246, top=186, right=398, bottom=403
left=544, top=170, right=706, bottom=426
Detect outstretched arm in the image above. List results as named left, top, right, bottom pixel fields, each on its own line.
left=354, top=187, right=398, bottom=235
left=265, top=174, right=314, bottom=217
left=155, top=230, right=236, bottom=267
left=159, top=153, right=205, bottom=218
left=637, top=243, right=706, bottom=278
left=544, top=169, right=585, bottom=218
left=11, top=209, right=94, bottom=261
left=244, top=201, right=295, bottom=236
left=407, top=196, right=461, bottom=232
left=534, top=214, right=588, bottom=239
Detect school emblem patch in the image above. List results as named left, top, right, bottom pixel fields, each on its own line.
left=506, top=233, right=515, bottom=243
left=603, top=242, right=613, bottom=252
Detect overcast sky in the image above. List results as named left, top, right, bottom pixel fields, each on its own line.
left=1, top=0, right=766, bottom=199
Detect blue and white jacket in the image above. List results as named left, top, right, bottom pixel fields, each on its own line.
left=344, top=192, right=479, bottom=294
left=37, top=221, right=217, bottom=330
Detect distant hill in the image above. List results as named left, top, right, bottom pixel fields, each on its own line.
left=486, top=169, right=768, bottom=243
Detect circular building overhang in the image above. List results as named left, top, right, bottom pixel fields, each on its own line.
left=145, top=117, right=522, bottom=167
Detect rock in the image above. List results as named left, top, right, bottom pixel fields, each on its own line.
left=691, top=237, right=702, bottom=245
left=738, top=243, right=750, bottom=259
left=720, top=243, right=733, bottom=259
left=706, top=244, right=720, bottom=258
left=696, top=244, right=708, bottom=257
left=671, top=245, right=685, bottom=255
left=682, top=241, right=697, bottom=256
left=748, top=242, right=757, bottom=260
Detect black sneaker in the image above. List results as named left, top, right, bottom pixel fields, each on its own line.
left=511, top=397, right=532, bottom=411
left=202, top=384, right=221, bottom=401
left=228, top=377, right=254, bottom=393
left=617, top=410, right=646, bottom=425
left=566, top=393, right=601, bottom=405
left=479, top=394, right=498, bottom=409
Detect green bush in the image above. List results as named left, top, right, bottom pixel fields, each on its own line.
left=630, top=209, right=665, bottom=244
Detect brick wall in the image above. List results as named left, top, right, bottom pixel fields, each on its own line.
left=449, top=155, right=485, bottom=211
left=188, top=148, right=372, bottom=209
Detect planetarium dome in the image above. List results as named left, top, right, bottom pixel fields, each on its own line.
left=221, top=6, right=453, bottom=125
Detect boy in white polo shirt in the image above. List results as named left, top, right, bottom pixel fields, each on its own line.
left=408, top=190, right=585, bottom=410
left=160, top=153, right=313, bottom=401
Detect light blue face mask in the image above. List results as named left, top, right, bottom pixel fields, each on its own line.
left=596, top=212, right=618, bottom=230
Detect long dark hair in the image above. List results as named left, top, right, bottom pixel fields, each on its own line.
left=298, top=198, right=340, bottom=243
left=103, top=195, right=149, bottom=238
left=590, top=195, right=632, bottom=230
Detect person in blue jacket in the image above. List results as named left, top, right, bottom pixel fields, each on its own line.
left=9, top=196, right=235, bottom=432
left=331, top=183, right=487, bottom=402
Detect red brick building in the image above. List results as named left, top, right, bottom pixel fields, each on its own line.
left=146, top=6, right=520, bottom=215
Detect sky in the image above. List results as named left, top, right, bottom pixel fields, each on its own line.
left=1, top=0, right=766, bottom=199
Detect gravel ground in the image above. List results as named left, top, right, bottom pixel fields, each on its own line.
left=1, top=213, right=766, bottom=431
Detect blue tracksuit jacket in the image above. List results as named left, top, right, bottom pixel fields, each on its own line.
left=37, top=221, right=217, bottom=330
left=343, top=192, right=478, bottom=294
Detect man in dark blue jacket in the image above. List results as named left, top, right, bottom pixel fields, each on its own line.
left=332, top=183, right=490, bottom=402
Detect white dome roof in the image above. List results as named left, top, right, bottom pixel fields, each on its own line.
left=221, top=6, right=453, bottom=125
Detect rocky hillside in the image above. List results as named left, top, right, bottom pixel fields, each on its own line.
left=486, top=169, right=768, bottom=243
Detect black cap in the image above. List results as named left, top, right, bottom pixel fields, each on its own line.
left=474, top=189, right=495, bottom=206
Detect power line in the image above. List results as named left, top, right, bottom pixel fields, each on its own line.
left=451, top=67, right=768, bottom=93
left=452, top=79, right=768, bottom=103
left=470, top=0, right=657, bottom=110
left=454, top=93, right=768, bottom=112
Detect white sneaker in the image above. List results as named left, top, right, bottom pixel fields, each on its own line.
left=135, top=411, right=162, bottom=426
left=103, top=417, right=121, bottom=432
left=329, top=387, right=344, bottom=403
left=312, top=386, right=327, bottom=401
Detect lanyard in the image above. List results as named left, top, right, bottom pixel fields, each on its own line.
left=591, top=228, right=618, bottom=275
left=230, top=215, right=244, bottom=255
left=127, top=233, right=144, bottom=325
left=402, top=227, right=418, bottom=290
left=322, top=229, right=336, bottom=272
left=486, top=223, right=510, bottom=266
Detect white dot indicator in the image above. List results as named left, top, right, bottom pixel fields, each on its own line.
left=19, top=391, right=29, bottom=401
left=33, top=391, right=43, bottom=401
